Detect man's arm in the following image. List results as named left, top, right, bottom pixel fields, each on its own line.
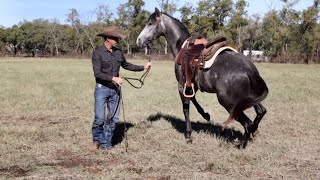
left=120, top=53, right=145, bottom=71
left=92, top=51, right=113, bottom=81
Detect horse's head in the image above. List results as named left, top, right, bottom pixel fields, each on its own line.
left=136, top=8, right=165, bottom=47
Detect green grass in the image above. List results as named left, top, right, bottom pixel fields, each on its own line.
left=0, top=58, right=319, bottom=179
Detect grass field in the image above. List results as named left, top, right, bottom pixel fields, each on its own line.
left=0, top=58, right=319, bottom=179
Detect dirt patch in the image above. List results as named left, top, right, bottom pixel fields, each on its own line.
left=55, top=150, right=104, bottom=173
left=57, top=158, right=100, bottom=168
left=16, top=144, right=32, bottom=151
left=125, top=166, right=143, bottom=175
left=56, top=149, right=78, bottom=157
left=0, top=165, right=29, bottom=177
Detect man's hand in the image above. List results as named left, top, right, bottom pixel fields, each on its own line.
left=144, top=62, right=152, bottom=69
left=112, top=77, right=123, bottom=86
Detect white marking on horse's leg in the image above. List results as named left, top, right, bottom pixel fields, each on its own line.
left=222, top=115, right=235, bottom=129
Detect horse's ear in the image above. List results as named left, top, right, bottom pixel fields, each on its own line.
left=155, top=7, right=160, bottom=15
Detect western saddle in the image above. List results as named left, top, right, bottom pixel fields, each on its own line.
left=176, top=36, right=237, bottom=98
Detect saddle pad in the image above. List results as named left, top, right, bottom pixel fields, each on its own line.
left=203, top=46, right=238, bottom=69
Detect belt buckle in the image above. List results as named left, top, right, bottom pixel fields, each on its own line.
left=97, top=84, right=102, bottom=88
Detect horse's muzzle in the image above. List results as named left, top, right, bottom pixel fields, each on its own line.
left=136, top=38, right=151, bottom=48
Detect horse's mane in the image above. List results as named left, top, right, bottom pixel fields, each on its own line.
left=161, top=13, right=191, bottom=49
left=161, top=13, right=190, bottom=36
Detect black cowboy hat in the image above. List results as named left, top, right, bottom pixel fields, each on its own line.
left=97, top=26, right=126, bottom=39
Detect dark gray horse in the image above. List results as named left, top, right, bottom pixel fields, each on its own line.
left=137, top=8, right=268, bottom=146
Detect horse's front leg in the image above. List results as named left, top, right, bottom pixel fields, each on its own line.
left=191, top=96, right=210, bottom=121
left=179, top=86, right=192, bottom=143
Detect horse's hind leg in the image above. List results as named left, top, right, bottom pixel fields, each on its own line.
left=191, top=96, right=210, bottom=121
left=250, top=103, right=267, bottom=137
left=237, top=112, right=253, bottom=137
left=233, top=112, right=254, bottom=148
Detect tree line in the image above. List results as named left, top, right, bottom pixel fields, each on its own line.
left=0, top=0, right=319, bottom=63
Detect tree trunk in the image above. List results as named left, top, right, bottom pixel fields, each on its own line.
left=82, top=26, right=95, bottom=51
left=144, top=47, right=148, bottom=55
left=126, top=41, right=131, bottom=54
left=164, top=40, right=168, bottom=55
left=49, top=23, right=60, bottom=56
left=13, top=46, right=17, bottom=57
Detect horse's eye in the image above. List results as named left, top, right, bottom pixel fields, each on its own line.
left=148, top=22, right=153, bottom=26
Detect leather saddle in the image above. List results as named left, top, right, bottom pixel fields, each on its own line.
left=176, top=36, right=230, bottom=98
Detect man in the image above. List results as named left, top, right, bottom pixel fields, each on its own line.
left=91, top=26, right=152, bottom=150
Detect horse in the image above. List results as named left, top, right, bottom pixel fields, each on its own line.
left=137, top=8, right=268, bottom=146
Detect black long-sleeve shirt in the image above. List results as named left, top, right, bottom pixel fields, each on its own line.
left=92, top=45, right=144, bottom=88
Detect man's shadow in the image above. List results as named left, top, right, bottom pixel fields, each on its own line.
left=112, top=122, right=134, bottom=146
left=146, top=112, right=244, bottom=144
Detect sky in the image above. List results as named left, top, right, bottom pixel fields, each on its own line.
left=0, top=0, right=315, bottom=28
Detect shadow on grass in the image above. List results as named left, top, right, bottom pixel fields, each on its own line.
left=112, top=122, right=134, bottom=146
left=147, top=112, right=244, bottom=144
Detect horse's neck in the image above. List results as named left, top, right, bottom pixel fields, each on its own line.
left=162, top=15, right=190, bottom=57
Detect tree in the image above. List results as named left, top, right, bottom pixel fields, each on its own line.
left=226, top=0, right=248, bottom=51
left=67, top=8, right=85, bottom=54
left=96, top=4, right=113, bottom=25
left=158, top=0, right=177, bottom=54
left=81, top=8, right=107, bottom=51
left=0, top=27, right=6, bottom=54
left=116, top=0, right=149, bottom=54
left=261, top=11, right=283, bottom=60
left=299, top=0, right=319, bottom=63
left=18, top=19, right=51, bottom=57
left=48, top=19, right=61, bottom=56
left=179, top=3, right=194, bottom=29
left=278, top=0, right=300, bottom=60
left=213, top=0, right=233, bottom=31
left=192, top=0, right=232, bottom=38
left=242, top=15, right=263, bottom=57
left=158, top=0, right=177, bottom=15
left=5, top=25, right=22, bottom=56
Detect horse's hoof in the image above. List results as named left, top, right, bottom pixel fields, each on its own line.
left=253, top=130, right=259, bottom=137
left=186, top=138, right=193, bottom=144
left=235, top=140, right=248, bottom=149
left=203, top=113, right=210, bottom=121
left=249, top=133, right=254, bottom=141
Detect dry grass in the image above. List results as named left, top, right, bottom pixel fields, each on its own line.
left=0, top=58, right=319, bottom=179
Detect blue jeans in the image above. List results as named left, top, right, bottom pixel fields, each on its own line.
left=92, top=84, right=120, bottom=149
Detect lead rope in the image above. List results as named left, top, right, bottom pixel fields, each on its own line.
left=122, top=68, right=150, bottom=89
left=121, top=48, right=151, bottom=152
left=122, top=50, right=151, bottom=89
left=119, top=86, right=128, bottom=152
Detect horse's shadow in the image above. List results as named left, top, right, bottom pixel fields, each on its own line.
left=147, top=112, right=244, bottom=144
left=112, top=122, right=134, bottom=146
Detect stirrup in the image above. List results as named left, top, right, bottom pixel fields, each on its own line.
left=183, top=83, right=195, bottom=98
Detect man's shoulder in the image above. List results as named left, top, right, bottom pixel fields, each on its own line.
left=94, top=46, right=107, bottom=52
left=94, top=46, right=122, bottom=53
left=113, top=47, right=123, bottom=53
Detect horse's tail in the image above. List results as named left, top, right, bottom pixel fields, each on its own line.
left=229, top=73, right=268, bottom=119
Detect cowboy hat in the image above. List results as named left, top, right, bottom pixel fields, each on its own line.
left=97, top=26, right=126, bottom=39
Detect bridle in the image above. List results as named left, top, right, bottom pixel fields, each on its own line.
left=151, top=14, right=165, bottom=41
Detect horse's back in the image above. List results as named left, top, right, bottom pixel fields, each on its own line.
left=214, top=51, right=259, bottom=74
